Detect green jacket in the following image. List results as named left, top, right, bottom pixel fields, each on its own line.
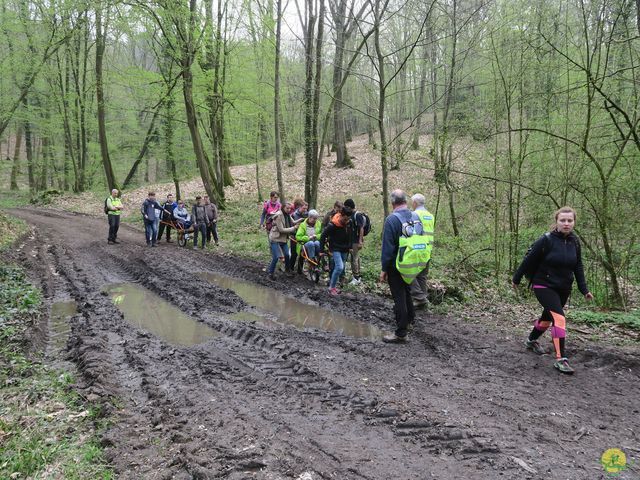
left=295, top=219, right=322, bottom=254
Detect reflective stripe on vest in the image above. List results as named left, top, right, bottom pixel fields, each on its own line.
left=396, top=234, right=431, bottom=284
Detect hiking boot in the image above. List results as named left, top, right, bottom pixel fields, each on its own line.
left=525, top=339, right=547, bottom=355
left=113, top=240, right=121, bottom=244
left=382, top=333, right=407, bottom=344
left=349, top=277, right=362, bottom=286
left=328, top=287, right=339, bottom=296
left=108, top=240, right=115, bottom=245
left=268, top=273, right=276, bottom=281
left=166, top=239, right=173, bottom=243
left=553, top=358, right=575, bottom=375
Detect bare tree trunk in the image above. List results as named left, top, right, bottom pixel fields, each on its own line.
left=273, top=0, right=286, bottom=201
left=302, top=0, right=317, bottom=203
left=95, top=2, right=117, bottom=190
left=10, top=126, right=22, bottom=190
left=411, top=44, right=429, bottom=150
left=122, top=105, right=162, bottom=188
left=309, top=0, right=325, bottom=207
left=373, top=0, right=389, bottom=218
left=22, top=96, right=35, bottom=192
left=165, top=91, right=181, bottom=200
left=332, top=0, right=351, bottom=168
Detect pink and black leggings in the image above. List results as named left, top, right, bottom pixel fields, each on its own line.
left=529, top=287, right=571, bottom=359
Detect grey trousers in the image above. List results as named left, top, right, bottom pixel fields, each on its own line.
left=410, top=263, right=429, bottom=304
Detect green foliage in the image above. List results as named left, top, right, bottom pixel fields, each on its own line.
left=0, top=264, right=113, bottom=479
left=572, top=309, right=640, bottom=331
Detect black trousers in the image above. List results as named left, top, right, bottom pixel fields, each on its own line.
left=388, top=266, right=415, bottom=337
left=157, top=221, right=172, bottom=241
left=108, top=214, right=120, bottom=242
left=206, top=222, right=219, bottom=243
left=193, top=223, right=207, bottom=248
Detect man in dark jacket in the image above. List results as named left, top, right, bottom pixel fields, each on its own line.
left=203, top=195, right=219, bottom=246
left=157, top=193, right=177, bottom=243
left=379, top=189, right=415, bottom=343
left=191, top=196, right=208, bottom=249
left=141, top=192, right=164, bottom=247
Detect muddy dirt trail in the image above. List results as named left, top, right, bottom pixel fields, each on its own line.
left=8, top=208, right=640, bottom=480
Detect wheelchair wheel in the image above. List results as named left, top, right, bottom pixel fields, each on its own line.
left=178, top=232, right=186, bottom=247
left=311, top=267, right=320, bottom=284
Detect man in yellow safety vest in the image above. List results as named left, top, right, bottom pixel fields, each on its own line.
left=410, top=193, right=435, bottom=308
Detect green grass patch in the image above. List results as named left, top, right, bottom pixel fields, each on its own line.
left=0, top=264, right=113, bottom=479
left=0, top=212, right=27, bottom=252
left=572, top=309, right=640, bottom=331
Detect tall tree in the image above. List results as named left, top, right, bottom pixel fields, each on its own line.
left=95, top=0, right=117, bottom=190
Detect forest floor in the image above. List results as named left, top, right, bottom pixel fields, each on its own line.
left=5, top=207, right=640, bottom=480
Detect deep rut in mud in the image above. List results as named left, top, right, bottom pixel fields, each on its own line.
left=8, top=208, right=640, bottom=480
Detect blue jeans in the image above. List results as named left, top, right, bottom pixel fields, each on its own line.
left=144, top=219, right=157, bottom=244
left=268, top=241, right=289, bottom=274
left=329, top=251, right=348, bottom=288
left=193, top=223, right=207, bottom=248
left=304, top=240, right=321, bottom=259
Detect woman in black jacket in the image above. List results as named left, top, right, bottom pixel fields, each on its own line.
left=512, top=207, right=593, bottom=374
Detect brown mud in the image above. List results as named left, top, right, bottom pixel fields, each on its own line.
left=8, top=207, right=640, bottom=480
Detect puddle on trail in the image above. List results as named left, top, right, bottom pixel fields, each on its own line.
left=48, top=300, right=77, bottom=356
left=104, top=283, right=219, bottom=346
left=199, top=272, right=382, bottom=340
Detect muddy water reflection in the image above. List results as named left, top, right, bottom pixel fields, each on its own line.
left=49, top=301, right=77, bottom=355
left=105, top=283, right=218, bottom=346
left=200, top=272, right=382, bottom=339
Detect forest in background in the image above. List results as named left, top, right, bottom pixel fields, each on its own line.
left=0, top=0, right=639, bottom=307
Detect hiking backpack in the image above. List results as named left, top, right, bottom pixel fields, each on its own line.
left=522, top=232, right=551, bottom=282
left=353, top=211, right=372, bottom=237
left=393, top=212, right=430, bottom=284
left=104, top=197, right=110, bottom=214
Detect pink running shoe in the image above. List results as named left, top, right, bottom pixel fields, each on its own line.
left=328, top=287, right=339, bottom=296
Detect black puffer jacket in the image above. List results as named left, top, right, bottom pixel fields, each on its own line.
left=320, top=216, right=352, bottom=253
left=513, top=230, right=589, bottom=294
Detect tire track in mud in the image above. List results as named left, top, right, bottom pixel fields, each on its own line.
left=9, top=208, right=640, bottom=480
left=16, top=227, right=384, bottom=478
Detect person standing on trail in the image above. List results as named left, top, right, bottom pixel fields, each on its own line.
left=141, top=192, right=164, bottom=247
left=512, top=206, right=593, bottom=374
left=289, top=199, right=308, bottom=273
left=379, top=190, right=421, bottom=343
left=191, top=196, right=208, bottom=249
left=106, top=188, right=123, bottom=245
left=267, top=202, right=303, bottom=280
left=323, top=200, right=343, bottom=230
left=344, top=198, right=364, bottom=285
left=157, top=193, right=177, bottom=243
left=320, top=206, right=353, bottom=295
left=410, top=193, right=435, bottom=309
left=203, top=195, right=219, bottom=246
left=260, top=191, right=281, bottom=234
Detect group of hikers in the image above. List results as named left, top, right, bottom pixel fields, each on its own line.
left=105, top=189, right=220, bottom=248
left=106, top=186, right=592, bottom=375
left=260, top=188, right=592, bottom=375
